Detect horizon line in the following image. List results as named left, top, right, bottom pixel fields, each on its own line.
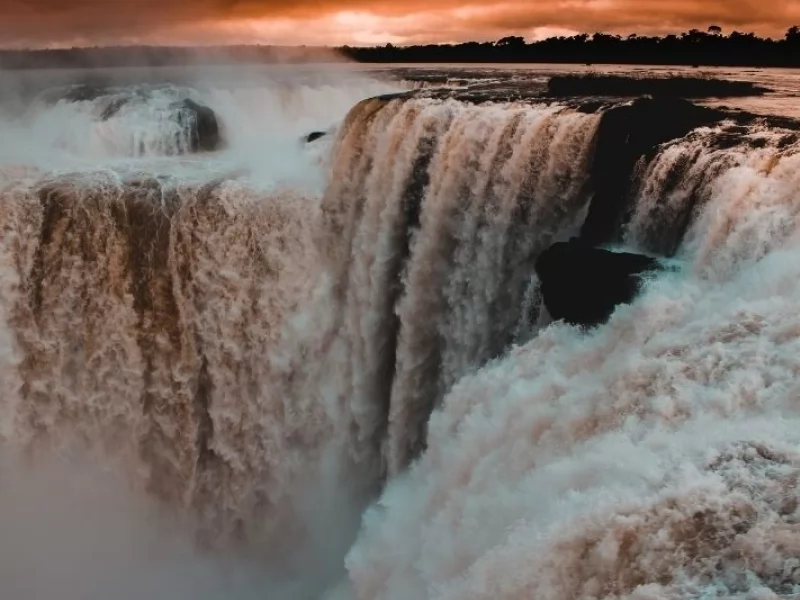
left=0, top=27, right=795, bottom=52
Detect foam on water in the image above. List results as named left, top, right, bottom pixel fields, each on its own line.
left=0, top=69, right=404, bottom=191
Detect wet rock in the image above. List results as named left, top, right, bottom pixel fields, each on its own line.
left=59, top=84, right=110, bottom=103
left=535, top=239, right=661, bottom=327
left=304, top=131, right=328, bottom=143
left=578, top=97, right=728, bottom=246
left=37, top=84, right=112, bottom=108
left=99, top=96, right=130, bottom=120
left=546, top=74, right=770, bottom=99
left=170, top=98, right=221, bottom=152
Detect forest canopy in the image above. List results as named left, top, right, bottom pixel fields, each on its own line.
left=342, top=26, right=800, bottom=67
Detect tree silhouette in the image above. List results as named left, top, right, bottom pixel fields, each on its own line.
left=496, top=36, right=525, bottom=47
left=1, top=27, right=800, bottom=69
left=338, top=27, right=800, bottom=67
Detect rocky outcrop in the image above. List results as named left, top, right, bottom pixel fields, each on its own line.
left=578, top=97, right=728, bottom=247
left=304, top=131, right=328, bottom=143
left=41, top=85, right=224, bottom=153
left=535, top=240, right=661, bottom=327
left=171, top=98, right=221, bottom=153
left=547, top=74, right=770, bottom=98
left=99, top=96, right=130, bottom=120
left=55, top=84, right=110, bottom=104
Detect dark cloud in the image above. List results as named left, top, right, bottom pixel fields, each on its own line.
left=0, top=0, right=796, bottom=47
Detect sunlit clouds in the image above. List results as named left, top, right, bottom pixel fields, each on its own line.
left=0, top=0, right=796, bottom=47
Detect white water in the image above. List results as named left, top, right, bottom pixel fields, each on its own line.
left=0, top=64, right=799, bottom=600
left=0, top=66, right=407, bottom=600
left=345, top=114, right=800, bottom=600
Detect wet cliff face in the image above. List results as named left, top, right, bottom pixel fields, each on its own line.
left=525, top=97, right=729, bottom=328
left=577, top=97, right=729, bottom=246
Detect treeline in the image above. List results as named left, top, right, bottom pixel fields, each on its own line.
left=1, top=27, right=800, bottom=69
left=343, top=27, right=800, bottom=67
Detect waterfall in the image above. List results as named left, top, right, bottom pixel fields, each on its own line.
left=321, top=97, right=601, bottom=475
left=340, top=98, right=800, bottom=600
left=0, top=69, right=799, bottom=600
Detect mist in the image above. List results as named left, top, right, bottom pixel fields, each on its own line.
left=0, top=59, right=408, bottom=600
left=0, top=58, right=406, bottom=183
left=0, top=444, right=373, bottom=600
left=1, top=54, right=797, bottom=600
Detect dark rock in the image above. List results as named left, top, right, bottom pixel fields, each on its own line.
left=579, top=96, right=728, bottom=247
left=43, top=85, right=131, bottom=119
left=535, top=240, right=661, bottom=328
left=99, top=96, right=130, bottom=120
left=60, top=85, right=109, bottom=103
left=37, top=84, right=112, bottom=107
left=709, top=132, right=744, bottom=150
left=575, top=100, right=606, bottom=114
left=304, top=131, right=328, bottom=143
left=170, top=98, right=221, bottom=153
left=375, top=92, right=416, bottom=102
left=546, top=74, right=770, bottom=98
left=777, top=133, right=799, bottom=149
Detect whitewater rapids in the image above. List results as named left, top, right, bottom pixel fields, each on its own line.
left=0, top=64, right=799, bottom=600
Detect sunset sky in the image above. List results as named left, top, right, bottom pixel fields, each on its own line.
left=0, top=0, right=797, bottom=48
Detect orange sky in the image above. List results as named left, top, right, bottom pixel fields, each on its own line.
left=0, top=0, right=797, bottom=48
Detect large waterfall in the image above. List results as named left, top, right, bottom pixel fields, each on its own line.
left=320, top=97, right=600, bottom=478
left=0, top=66, right=799, bottom=600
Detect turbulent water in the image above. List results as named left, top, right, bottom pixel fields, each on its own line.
left=0, top=63, right=800, bottom=599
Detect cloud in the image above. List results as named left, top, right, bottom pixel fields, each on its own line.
left=0, top=0, right=796, bottom=47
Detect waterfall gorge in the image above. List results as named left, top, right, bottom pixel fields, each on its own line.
left=0, top=67, right=799, bottom=599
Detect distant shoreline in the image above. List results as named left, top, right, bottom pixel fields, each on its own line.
left=1, top=28, right=799, bottom=70
left=2, top=56, right=798, bottom=71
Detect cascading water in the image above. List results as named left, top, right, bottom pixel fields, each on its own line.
left=339, top=97, right=800, bottom=600
left=0, top=69, right=409, bottom=599
left=320, top=97, right=600, bottom=476
left=0, top=64, right=799, bottom=600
